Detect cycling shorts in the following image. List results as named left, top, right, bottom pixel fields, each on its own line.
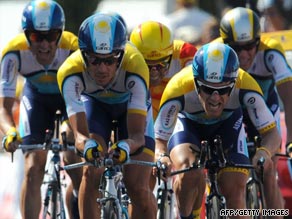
left=82, top=94, right=155, bottom=156
left=19, top=82, right=67, bottom=144
left=168, top=108, right=250, bottom=165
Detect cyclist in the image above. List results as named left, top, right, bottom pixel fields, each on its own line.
left=57, top=12, right=157, bottom=219
left=130, top=21, right=197, bottom=193
left=154, top=42, right=281, bottom=219
left=0, top=1, right=82, bottom=218
left=130, top=20, right=197, bottom=121
left=219, top=7, right=292, bottom=211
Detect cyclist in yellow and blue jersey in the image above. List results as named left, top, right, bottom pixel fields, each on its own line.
left=57, top=12, right=157, bottom=219
left=130, top=21, right=197, bottom=121
left=154, top=42, right=281, bottom=219
left=0, top=1, right=82, bottom=218
left=219, top=7, right=292, bottom=213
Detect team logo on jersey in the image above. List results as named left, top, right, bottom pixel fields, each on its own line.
left=247, top=97, right=255, bottom=104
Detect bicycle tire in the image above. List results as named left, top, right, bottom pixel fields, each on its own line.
left=206, top=196, right=226, bottom=219
left=42, top=184, right=66, bottom=219
left=157, top=187, right=167, bottom=219
left=156, top=187, right=175, bottom=219
left=246, top=179, right=265, bottom=219
left=101, top=197, right=129, bottom=219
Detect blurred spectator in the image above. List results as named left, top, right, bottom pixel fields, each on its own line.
left=174, top=17, right=220, bottom=47
left=174, top=25, right=201, bottom=46
left=257, top=0, right=292, bottom=31
left=164, top=0, right=215, bottom=40
left=200, top=18, right=220, bottom=45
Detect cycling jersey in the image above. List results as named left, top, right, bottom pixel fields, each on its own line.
left=154, top=66, right=276, bottom=162
left=57, top=42, right=155, bottom=153
left=215, top=37, right=292, bottom=138
left=0, top=31, right=78, bottom=96
left=0, top=31, right=78, bottom=142
left=150, top=40, right=197, bottom=120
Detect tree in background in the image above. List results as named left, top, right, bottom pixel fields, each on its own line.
left=56, top=0, right=100, bottom=35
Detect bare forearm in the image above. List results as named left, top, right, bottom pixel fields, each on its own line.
left=260, top=127, right=282, bottom=155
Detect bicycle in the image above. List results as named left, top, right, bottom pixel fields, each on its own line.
left=17, top=110, right=75, bottom=219
left=155, top=162, right=177, bottom=219
left=170, top=135, right=254, bottom=219
left=246, top=137, right=267, bottom=219
left=63, top=156, right=159, bottom=219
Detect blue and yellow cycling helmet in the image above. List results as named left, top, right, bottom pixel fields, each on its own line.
left=192, top=42, right=239, bottom=83
left=22, top=0, right=65, bottom=32
left=78, top=12, right=127, bottom=55
left=102, top=11, right=128, bottom=34
left=22, top=0, right=65, bottom=45
left=220, top=7, right=261, bottom=44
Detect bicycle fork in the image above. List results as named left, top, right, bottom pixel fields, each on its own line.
left=97, top=172, right=124, bottom=218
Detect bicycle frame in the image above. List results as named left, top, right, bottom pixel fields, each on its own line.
left=246, top=138, right=267, bottom=219
left=156, top=176, right=176, bottom=219
left=18, top=111, right=75, bottom=219
left=63, top=158, right=158, bottom=219
left=42, top=146, right=67, bottom=219
left=170, top=135, right=254, bottom=219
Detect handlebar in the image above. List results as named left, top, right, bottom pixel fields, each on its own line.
left=61, top=158, right=158, bottom=171
left=18, top=143, right=75, bottom=152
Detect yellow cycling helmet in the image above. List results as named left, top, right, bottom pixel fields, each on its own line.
left=130, top=21, right=173, bottom=60
left=220, top=7, right=261, bottom=44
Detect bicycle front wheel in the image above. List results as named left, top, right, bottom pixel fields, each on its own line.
left=246, top=180, right=265, bottom=219
left=42, top=184, right=66, bottom=219
left=156, top=188, right=175, bottom=219
left=102, top=200, right=129, bottom=219
left=206, top=196, right=226, bottom=219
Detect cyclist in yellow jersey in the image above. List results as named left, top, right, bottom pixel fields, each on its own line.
left=130, top=21, right=197, bottom=121
left=130, top=21, right=198, bottom=193
left=57, top=12, right=156, bottom=219
left=154, top=42, right=281, bottom=219
left=219, top=7, right=292, bottom=213
left=0, top=1, right=82, bottom=218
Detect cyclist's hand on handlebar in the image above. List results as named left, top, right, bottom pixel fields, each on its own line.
left=83, top=139, right=103, bottom=162
left=2, top=127, right=22, bottom=152
left=153, top=153, right=172, bottom=180
left=108, top=140, right=130, bottom=164
left=252, top=147, right=272, bottom=171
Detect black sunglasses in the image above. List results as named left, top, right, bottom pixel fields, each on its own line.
left=195, top=79, right=235, bottom=95
left=84, top=52, right=121, bottom=66
left=229, top=40, right=259, bottom=53
left=147, top=56, right=171, bottom=71
left=27, top=30, right=61, bottom=43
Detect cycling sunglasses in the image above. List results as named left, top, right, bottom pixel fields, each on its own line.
left=146, top=56, right=171, bottom=71
left=84, top=52, right=121, bottom=66
left=26, top=30, right=61, bottom=43
left=229, top=40, right=259, bottom=53
left=195, top=79, right=235, bottom=95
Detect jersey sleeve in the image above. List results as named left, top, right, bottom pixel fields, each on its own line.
left=122, top=43, right=150, bottom=116
left=57, top=50, right=86, bottom=116
left=154, top=66, right=194, bottom=140
left=262, top=39, right=292, bottom=85
left=58, top=31, right=79, bottom=53
left=238, top=70, right=276, bottom=134
left=173, top=40, right=197, bottom=67
left=0, top=34, right=27, bottom=98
